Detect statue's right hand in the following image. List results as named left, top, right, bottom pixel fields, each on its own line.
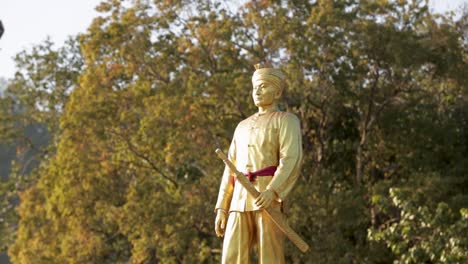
left=215, top=209, right=227, bottom=237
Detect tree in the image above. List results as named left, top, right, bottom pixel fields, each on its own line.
left=0, top=36, right=83, bottom=259
left=6, top=0, right=467, bottom=263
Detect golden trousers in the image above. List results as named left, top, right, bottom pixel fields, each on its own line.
left=222, top=211, right=285, bottom=264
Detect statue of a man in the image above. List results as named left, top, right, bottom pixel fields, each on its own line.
left=214, top=64, right=303, bottom=263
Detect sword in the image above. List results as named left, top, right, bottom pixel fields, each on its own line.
left=215, top=148, right=310, bottom=253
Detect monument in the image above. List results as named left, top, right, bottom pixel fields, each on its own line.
left=214, top=64, right=305, bottom=263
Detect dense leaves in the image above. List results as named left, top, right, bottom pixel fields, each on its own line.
left=0, top=0, right=466, bottom=263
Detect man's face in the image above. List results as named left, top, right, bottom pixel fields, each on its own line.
left=252, top=79, right=282, bottom=107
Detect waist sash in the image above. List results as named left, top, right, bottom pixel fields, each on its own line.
left=230, top=166, right=277, bottom=186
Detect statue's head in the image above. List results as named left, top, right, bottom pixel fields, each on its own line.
left=251, top=64, right=286, bottom=108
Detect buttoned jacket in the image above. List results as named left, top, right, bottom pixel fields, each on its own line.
left=215, top=111, right=303, bottom=212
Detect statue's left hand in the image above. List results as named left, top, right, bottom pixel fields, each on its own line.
left=255, top=189, right=277, bottom=208
left=215, top=209, right=227, bottom=237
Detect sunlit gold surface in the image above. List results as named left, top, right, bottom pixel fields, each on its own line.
left=215, top=65, right=303, bottom=263
left=222, top=211, right=285, bottom=264
left=215, top=111, right=303, bottom=212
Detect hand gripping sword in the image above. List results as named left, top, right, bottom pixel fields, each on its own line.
left=215, top=149, right=309, bottom=253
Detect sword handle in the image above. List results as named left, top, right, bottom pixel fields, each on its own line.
left=215, top=149, right=260, bottom=197
left=215, top=148, right=310, bottom=253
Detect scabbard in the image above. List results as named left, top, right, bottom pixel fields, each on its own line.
left=215, top=149, right=310, bottom=253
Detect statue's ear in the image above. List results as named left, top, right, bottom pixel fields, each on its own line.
left=274, top=87, right=283, bottom=100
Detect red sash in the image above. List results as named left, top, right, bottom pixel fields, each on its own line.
left=230, top=166, right=277, bottom=186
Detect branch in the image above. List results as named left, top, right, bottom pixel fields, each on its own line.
left=227, top=94, right=247, bottom=119
left=362, top=65, right=380, bottom=142
left=124, top=138, right=179, bottom=188
left=19, top=135, right=48, bottom=156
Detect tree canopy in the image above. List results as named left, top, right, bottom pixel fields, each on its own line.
left=1, top=0, right=467, bottom=263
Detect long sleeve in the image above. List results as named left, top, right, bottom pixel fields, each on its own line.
left=215, top=111, right=303, bottom=212
left=266, top=113, right=303, bottom=200
left=214, top=133, right=236, bottom=211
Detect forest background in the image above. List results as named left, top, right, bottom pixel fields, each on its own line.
left=0, top=0, right=467, bottom=263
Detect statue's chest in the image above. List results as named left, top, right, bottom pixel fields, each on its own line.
left=237, top=115, right=280, bottom=151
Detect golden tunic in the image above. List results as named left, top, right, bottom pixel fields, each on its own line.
left=215, top=111, right=303, bottom=213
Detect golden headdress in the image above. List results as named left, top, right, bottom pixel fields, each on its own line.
left=252, top=63, right=286, bottom=90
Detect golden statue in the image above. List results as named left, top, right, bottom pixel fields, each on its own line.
left=214, top=64, right=303, bottom=263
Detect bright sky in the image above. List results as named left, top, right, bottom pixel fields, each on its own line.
left=0, top=0, right=466, bottom=81
left=0, top=0, right=101, bottom=80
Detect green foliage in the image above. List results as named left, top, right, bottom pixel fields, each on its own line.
left=0, top=36, right=83, bottom=257
left=369, top=188, right=467, bottom=263
left=1, top=0, right=466, bottom=263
